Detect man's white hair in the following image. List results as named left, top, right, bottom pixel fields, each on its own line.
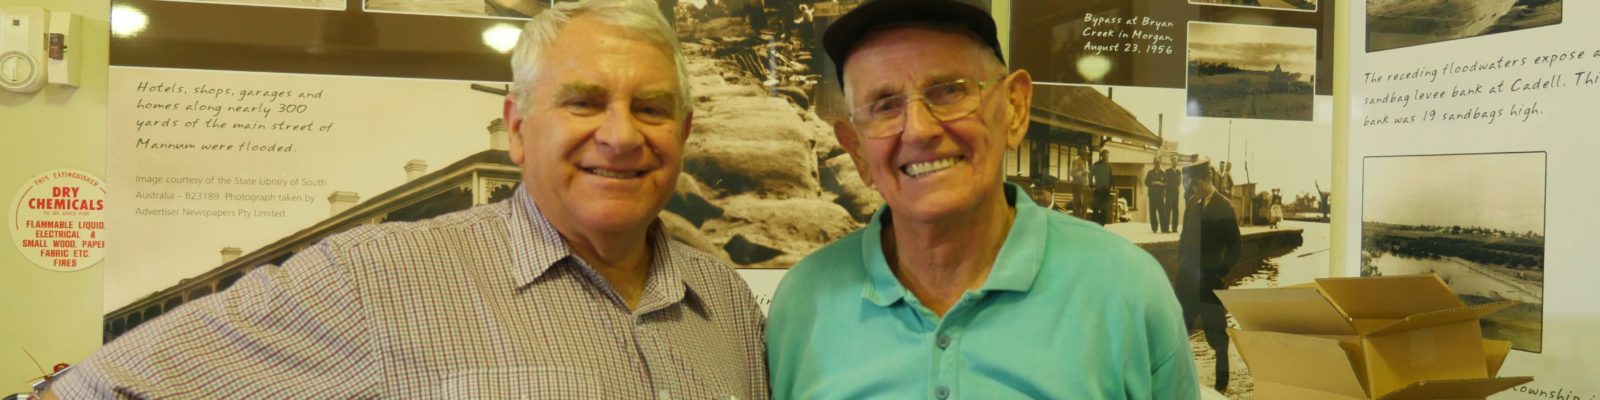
left=509, top=0, right=691, bottom=114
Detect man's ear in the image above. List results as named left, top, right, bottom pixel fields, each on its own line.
left=503, top=96, right=526, bottom=166
left=1003, top=69, right=1034, bottom=149
left=679, top=110, right=695, bottom=143
left=832, top=119, right=873, bottom=187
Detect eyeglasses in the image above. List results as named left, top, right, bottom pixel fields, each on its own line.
left=847, top=76, right=1005, bottom=139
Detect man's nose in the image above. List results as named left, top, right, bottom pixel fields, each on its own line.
left=595, top=107, right=646, bottom=155
left=901, top=98, right=945, bottom=144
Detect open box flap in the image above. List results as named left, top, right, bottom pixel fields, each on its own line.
left=1316, top=275, right=1463, bottom=319
left=1365, top=302, right=1516, bottom=335
left=1362, top=320, right=1491, bottom=398
left=1255, top=380, right=1369, bottom=400
left=1377, top=377, right=1534, bottom=400
left=1216, top=288, right=1357, bottom=335
left=1232, top=330, right=1369, bottom=398
left=1483, top=340, right=1512, bottom=377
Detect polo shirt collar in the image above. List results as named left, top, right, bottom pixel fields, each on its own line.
left=860, top=183, right=1047, bottom=307
left=982, top=183, right=1047, bottom=293
left=505, top=186, right=691, bottom=311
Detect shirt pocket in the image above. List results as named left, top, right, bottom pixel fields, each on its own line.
left=438, top=366, right=604, bottom=398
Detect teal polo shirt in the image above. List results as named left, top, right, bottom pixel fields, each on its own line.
left=767, top=183, right=1199, bottom=399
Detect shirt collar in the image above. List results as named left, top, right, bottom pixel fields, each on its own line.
left=860, top=182, right=1048, bottom=307
left=504, top=186, right=691, bottom=312
left=507, top=186, right=572, bottom=288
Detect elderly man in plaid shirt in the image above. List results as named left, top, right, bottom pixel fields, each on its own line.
left=47, top=0, right=768, bottom=398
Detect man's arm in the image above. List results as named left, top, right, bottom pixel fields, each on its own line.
left=49, top=242, right=380, bottom=398
left=1146, top=172, right=1163, bottom=190
left=1220, top=202, right=1242, bottom=272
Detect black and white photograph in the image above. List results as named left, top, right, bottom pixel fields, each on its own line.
left=1023, top=83, right=1333, bottom=397
left=657, top=0, right=879, bottom=268
left=1008, top=0, right=1333, bottom=95
left=1361, top=152, right=1546, bottom=353
left=1189, top=0, right=1317, bottom=12
left=1186, top=22, right=1316, bottom=122
left=365, top=0, right=550, bottom=18
left=1007, top=2, right=1144, bottom=86
left=1366, top=0, right=1562, bottom=52
left=152, top=0, right=344, bottom=10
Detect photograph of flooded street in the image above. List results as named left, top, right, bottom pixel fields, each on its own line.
left=1367, top=0, right=1562, bottom=52
left=1362, top=152, right=1546, bottom=352
left=1023, top=84, right=1333, bottom=397
left=1186, top=22, right=1317, bottom=121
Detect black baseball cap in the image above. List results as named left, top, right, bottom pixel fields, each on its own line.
left=822, top=0, right=1005, bottom=88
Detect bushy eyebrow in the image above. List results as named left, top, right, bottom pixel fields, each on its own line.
left=554, top=82, right=606, bottom=100
left=856, top=71, right=969, bottom=102
left=553, top=83, right=678, bottom=111
left=634, top=90, right=679, bottom=110
left=920, top=72, right=968, bottom=87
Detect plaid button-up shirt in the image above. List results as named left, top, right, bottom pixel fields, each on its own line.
left=56, top=188, right=769, bottom=399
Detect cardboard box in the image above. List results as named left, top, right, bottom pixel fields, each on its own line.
left=1216, top=275, right=1533, bottom=399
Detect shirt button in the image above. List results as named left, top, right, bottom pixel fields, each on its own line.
left=935, top=386, right=950, bottom=399
left=936, top=335, right=951, bottom=349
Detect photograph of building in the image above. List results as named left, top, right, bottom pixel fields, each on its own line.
left=1018, top=84, right=1163, bottom=222
left=1187, top=22, right=1317, bottom=121
left=104, top=140, right=523, bottom=342
left=1362, top=152, right=1546, bottom=352
left=1367, top=0, right=1562, bottom=52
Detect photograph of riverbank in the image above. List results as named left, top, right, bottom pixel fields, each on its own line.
left=1186, top=22, right=1317, bottom=121
left=1362, top=152, right=1545, bottom=352
left=1189, top=0, right=1317, bottom=12
left=647, top=0, right=893, bottom=268
left=1366, top=0, right=1562, bottom=52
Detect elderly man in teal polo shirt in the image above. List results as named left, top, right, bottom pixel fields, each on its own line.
left=765, top=0, right=1201, bottom=398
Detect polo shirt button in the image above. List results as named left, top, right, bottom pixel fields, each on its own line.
left=936, top=335, right=951, bottom=349
left=935, top=386, right=950, bottom=399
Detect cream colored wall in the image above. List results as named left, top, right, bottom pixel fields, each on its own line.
left=1331, top=0, right=1349, bottom=277
left=0, top=0, right=108, bottom=394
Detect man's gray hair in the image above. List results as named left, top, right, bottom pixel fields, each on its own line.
left=509, top=0, right=691, bottom=115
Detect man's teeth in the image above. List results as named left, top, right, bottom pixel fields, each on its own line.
left=902, top=157, right=960, bottom=177
left=587, top=168, right=642, bottom=178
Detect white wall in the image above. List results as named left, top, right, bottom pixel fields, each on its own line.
left=0, top=0, right=108, bottom=394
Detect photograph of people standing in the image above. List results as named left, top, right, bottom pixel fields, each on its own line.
left=1145, top=156, right=1167, bottom=233
left=1176, top=161, right=1241, bottom=393
left=1090, top=148, right=1113, bottom=225
left=1163, top=156, right=1183, bottom=233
